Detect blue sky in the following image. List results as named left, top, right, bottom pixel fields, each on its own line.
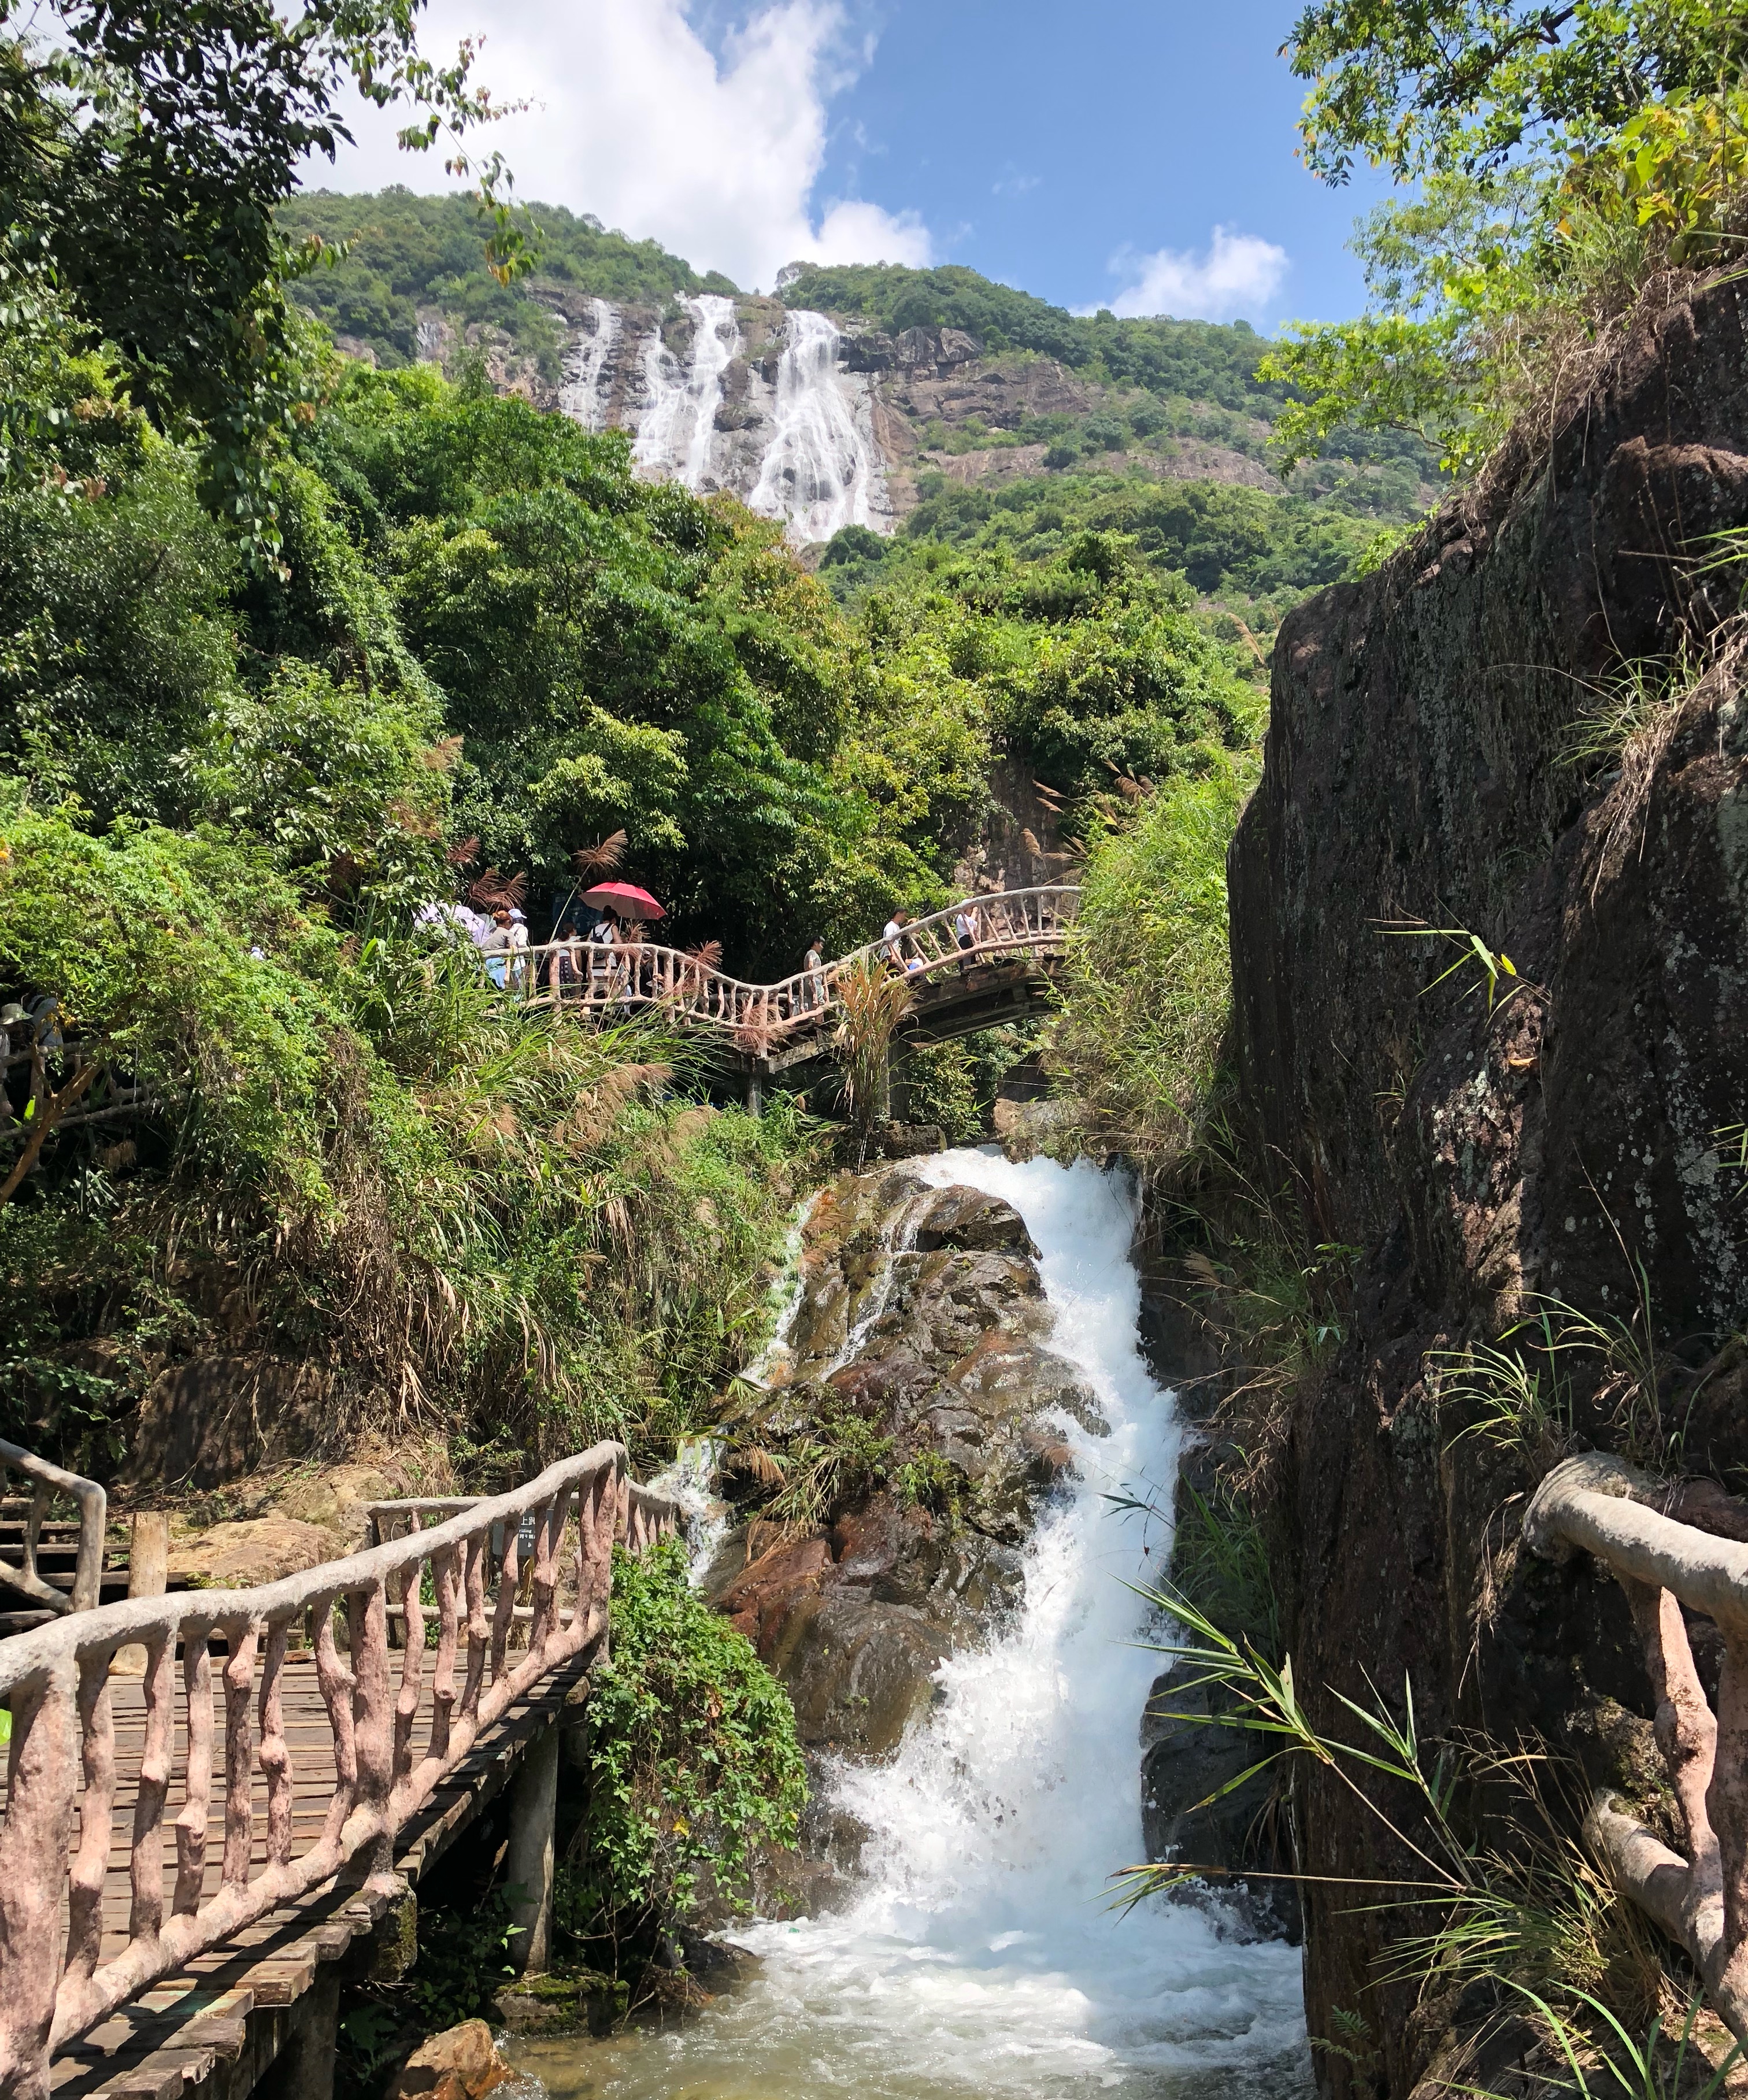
left=763, top=0, right=1395, bottom=322
left=317, top=0, right=1398, bottom=326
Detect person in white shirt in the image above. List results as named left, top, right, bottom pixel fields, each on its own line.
left=506, top=909, right=530, bottom=993
left=802, top=938, right=826, bottom=1012
left=882, top=911, right=908, bottom=970
left=953, top=902, right=979, bottom=977
left=482, top=910, right=513, bottom=989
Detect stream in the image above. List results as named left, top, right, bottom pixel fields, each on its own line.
left=509, top=1149, right=1312, bottom=2098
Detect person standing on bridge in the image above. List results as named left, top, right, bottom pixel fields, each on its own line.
left=882, top=910, right=910, bottom=972
left=953, top=900, right=979, bottom=978
left=482, top=909, right=513, bottom=989
left=803, top=936, right=826, bottom=1012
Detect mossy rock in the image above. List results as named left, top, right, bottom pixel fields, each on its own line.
left=492, top=1969, right=627, bottom=2037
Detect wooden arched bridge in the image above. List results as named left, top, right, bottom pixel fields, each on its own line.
left=0, top=1443, right=680, bottom=2100
left=517, top=884, right=1080, bottom=1098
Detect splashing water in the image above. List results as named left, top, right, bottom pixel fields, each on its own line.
left=515, top=1150, right=1310, bottom=2099
left=749, top=309, right=890, bottom=544
left=558, top=298, right=620, bottom=431
left=634, top=293, right=739, bottom=488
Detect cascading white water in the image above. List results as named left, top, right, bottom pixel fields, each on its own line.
left=749, top=309, right=889, bottom=544
left=632, top=292, right=739, bottom=489
left=520, top=1150, right=1311, bottom=2100
left=557, top=298, right=620, bottom=431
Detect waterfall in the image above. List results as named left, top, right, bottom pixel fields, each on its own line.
left=632, top=292, right=739, bottom=490
left=749, top=308, right=889, bottom=543
left=557, top=298, right=619, bottom=431
left=524, top=1151, right=1312, bottom=2099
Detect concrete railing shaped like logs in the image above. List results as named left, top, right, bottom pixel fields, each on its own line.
left=0, top=1445, right=681, bottom=2100
left=513, top=884, right=1081, bottom=1046
left=0, top=1440, right=106, bottom=1617
left=1527, top=1451, right=1748, bottom=2042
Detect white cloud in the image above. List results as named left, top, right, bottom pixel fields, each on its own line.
left=309, top=0, right=932, bottom=291
left=1093, top=225, right=1290, bottom=321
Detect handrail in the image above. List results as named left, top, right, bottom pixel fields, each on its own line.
left=0, top=1442, right=679, bottom=2095
left=502, top=884, right=1081, bottom=1046
left=0, top=1439, right=106, bottom=1616
left=1525, top=1452, right=1748, bottom=2042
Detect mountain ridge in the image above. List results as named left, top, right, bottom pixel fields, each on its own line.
left=280, top=188, right=1439, bottom=633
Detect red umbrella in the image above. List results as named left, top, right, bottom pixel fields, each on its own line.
left=582, top=881, right=666, bottom=921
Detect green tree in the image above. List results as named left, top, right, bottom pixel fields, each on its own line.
left=3, top=0, right=519, bottom=562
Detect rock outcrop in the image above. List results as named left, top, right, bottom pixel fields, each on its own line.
left=706, top=1166, right=1105, bottom=1773
left=1227, top=279, right=1748, bottom=2094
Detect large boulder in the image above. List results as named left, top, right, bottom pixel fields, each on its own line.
left=388, top=2022, right=508, bottom=2100
left=167, top=1517, right=340, bottom=1589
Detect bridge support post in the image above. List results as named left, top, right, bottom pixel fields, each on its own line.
left=505, top=1720, right=560, bottom=1975
left=745, top=1068, right=762, bottom=1116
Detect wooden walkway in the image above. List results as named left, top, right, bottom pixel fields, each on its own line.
left=40, top=1653, right=586, bottom=2100
left=0, top=1449, right=680, bottom=2100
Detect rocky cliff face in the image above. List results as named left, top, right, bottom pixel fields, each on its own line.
left=403, top=291, right=1288, bottom=541
left=1225, top=280, right=1748, bottom=2094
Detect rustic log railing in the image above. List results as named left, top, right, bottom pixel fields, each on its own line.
left=510, top=884, right=1081, bottom=1043
left=0, top=1443, right=680, bottom=2100
left=1526, top=1451, right=1748, bottom=2042
left=0, top=1442, right=105, bottom=1618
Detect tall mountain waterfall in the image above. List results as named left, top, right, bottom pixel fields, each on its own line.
left=632, top=292, right=740, bottom=488
left=557, top=297, right=619, bottom=431
left=748, top=308, right=884, bottom=542
left=552, top=293, right=896, bottom=546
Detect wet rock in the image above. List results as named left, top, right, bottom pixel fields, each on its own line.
left=766, top=1590, right=951, bottom=1755
left=716, top=1162, right=1106, bottom=1773
left=1140, top=1675, right=1300, bottom=1943
left=909, top=1185, right=1038, bottom=1256
left=389, top=2021, right=509, bottom=2100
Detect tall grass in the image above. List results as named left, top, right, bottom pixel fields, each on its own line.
left=1048, top=753, right=1255, bottom=1169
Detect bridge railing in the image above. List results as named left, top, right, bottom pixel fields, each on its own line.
left=0, top=1441, right=105, bottom=1617
left=0, top=1445, right=681, bottom=2098
left=510, top=884, right=1082, bottom=1045
left=1526, top=1451, right=1748, bottom=2044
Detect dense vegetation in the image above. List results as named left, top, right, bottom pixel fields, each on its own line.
left=565, top=1539, right=807, bottom=1951
left=820, top=473, right=1385, bottom=638
left=281, top=189, right=737, bottom=376
left=0, top=205, right=1259, bottom=1487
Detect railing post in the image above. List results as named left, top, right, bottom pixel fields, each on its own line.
left=0, top=1660, right=77, bottom=2100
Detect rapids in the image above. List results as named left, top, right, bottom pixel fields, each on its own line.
left=510, top=1149, right=1311, bottom=2099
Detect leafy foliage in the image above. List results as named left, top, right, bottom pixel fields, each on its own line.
left=1286, top=0, right=1748, bottom=184
left=1271, top=0, right=1748, bottom=481
left=564, top=1538, right=806, bottom=1955
left=4, top=0, right=519, bottom=564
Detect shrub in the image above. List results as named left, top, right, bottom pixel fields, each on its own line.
left=562, top=1538, right=806, bottom=1957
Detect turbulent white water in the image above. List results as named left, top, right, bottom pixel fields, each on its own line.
left=519, top=1150, right=1310, bottom=2100
left=632, top=292, right=739, bottom=489
left=749, top=308, right=888, bottom=543
left=557, top=298, right=620, bottom=431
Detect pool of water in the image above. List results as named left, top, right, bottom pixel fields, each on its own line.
left=508, top=1150, right=1312, bottom=2100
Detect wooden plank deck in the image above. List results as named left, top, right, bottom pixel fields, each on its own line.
left=32, top=1651, right=591, bottom=2100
